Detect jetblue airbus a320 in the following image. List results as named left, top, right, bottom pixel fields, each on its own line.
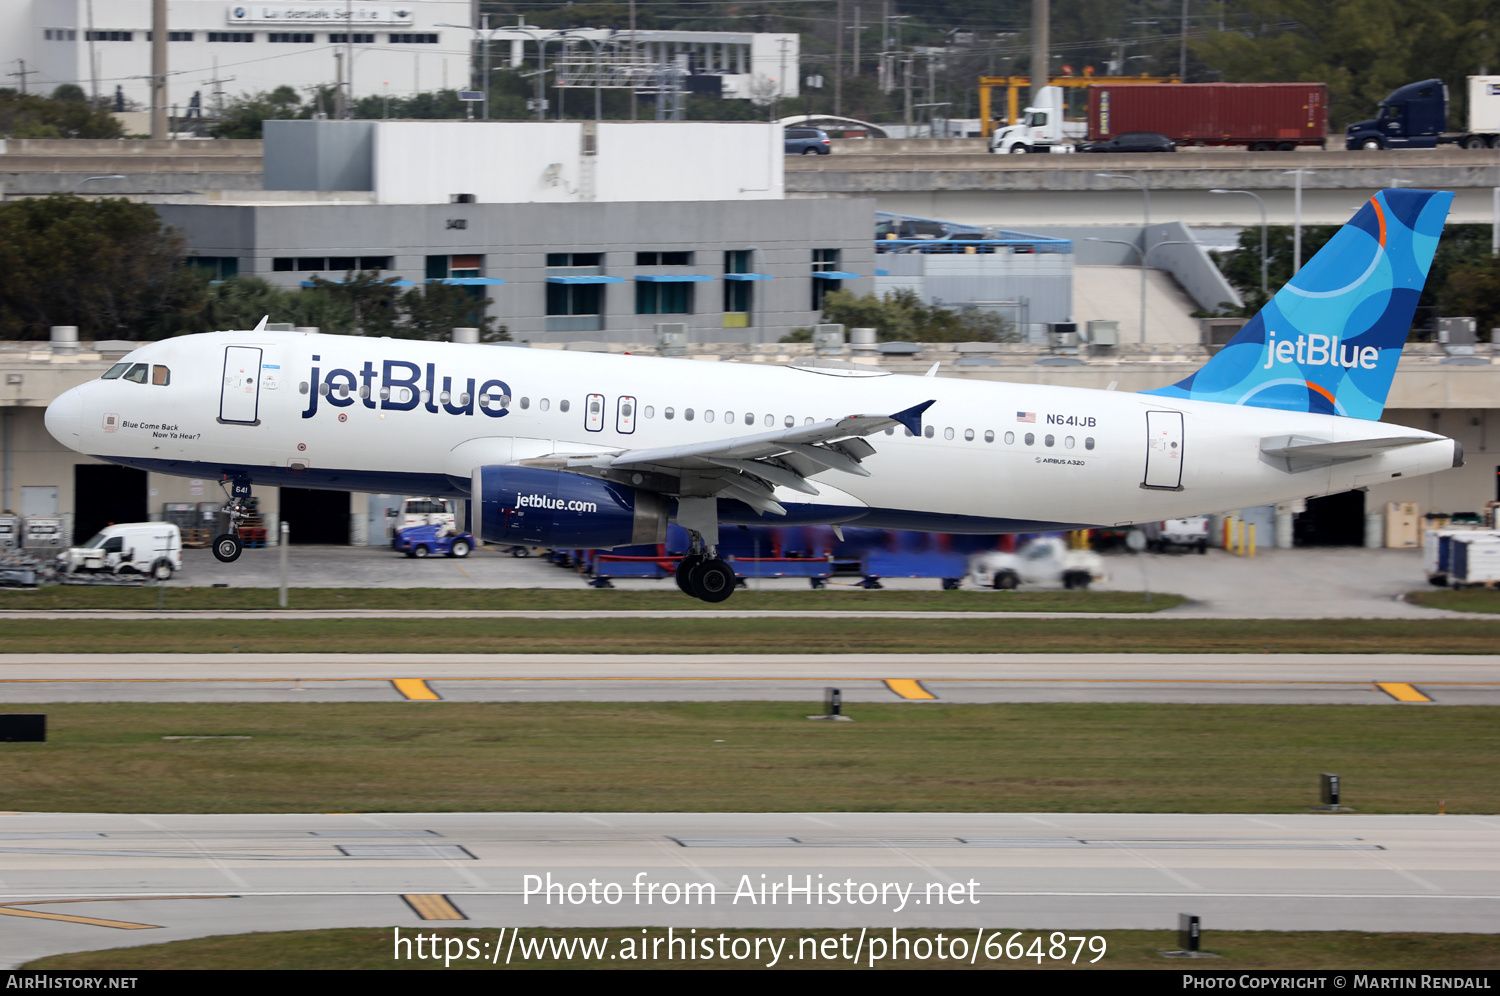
left=44, top=189, right=1462, bottom=601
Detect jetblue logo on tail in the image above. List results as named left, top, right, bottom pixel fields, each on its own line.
left=1145, top=188, right=1453, bottom=420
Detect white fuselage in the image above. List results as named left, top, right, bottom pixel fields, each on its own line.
left=44, top=331, right=1458, bottom=532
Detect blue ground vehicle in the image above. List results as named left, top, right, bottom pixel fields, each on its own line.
left=394, top=523, right=475, bottom=559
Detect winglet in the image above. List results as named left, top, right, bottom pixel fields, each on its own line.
left=252, top=315, right=269, bottom=333
left=891, top=400, right=935, bottom=435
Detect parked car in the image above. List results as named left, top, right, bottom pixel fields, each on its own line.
left=1076, top=131, right=1176, bottom=153
left=785, top=127, right=832, bottom=155
left=60, top=522, right=182, bottom=580
left=394, top=523, right=474, bottom=559
left=1141, top=516, right=1210, bottom=553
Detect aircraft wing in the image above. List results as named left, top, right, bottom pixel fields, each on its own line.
left=519, top=400, right=935, bottom=515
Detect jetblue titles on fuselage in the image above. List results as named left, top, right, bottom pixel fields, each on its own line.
left=300, top=353, right=513, bottom=420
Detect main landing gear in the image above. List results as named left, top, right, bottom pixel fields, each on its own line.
left=672, top=497, right=736, bottom=602
left=211, top=477, right=253, bottom=564
left=675, top=547, right=736, bottom=603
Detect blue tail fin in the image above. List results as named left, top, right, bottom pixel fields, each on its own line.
left=1144, top=188, right=1452, bottom=420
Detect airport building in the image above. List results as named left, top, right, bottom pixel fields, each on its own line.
left=2, top=1, right=797, bottom=117
left=155, top=119, right=875, bottom=344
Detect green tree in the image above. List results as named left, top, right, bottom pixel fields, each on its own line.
left=0, top=195, right=200, bottom=340
left=400, top=283, right=508, bottom=341
left=0, top=90, right=123, bottom=138
left=209, top=85, right=303, bottom=139
left=783, top=288, right=1009, bottom=343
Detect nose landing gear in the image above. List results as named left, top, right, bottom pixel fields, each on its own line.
left=211, top=477, right=253, bottom=563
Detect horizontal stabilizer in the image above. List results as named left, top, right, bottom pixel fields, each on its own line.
left=1260, top=433, right=1431, bottom=473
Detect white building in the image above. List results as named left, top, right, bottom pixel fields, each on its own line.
left=11, top=1, right=478, bottom=111
left=2, top=2, right=798, bottom=114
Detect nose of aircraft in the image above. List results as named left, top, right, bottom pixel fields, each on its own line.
left=45, top=386, right=84, bottom=450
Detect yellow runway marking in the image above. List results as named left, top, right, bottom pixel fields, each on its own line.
left=392, top=679, right=441, bottom=700
left=884, top=679, right=936, bottom=700
left=402, top=894, right=467, bottom=920
left=0, top=907, right=160, bottom=929
left=1376, top=682, right=1433, bottom=703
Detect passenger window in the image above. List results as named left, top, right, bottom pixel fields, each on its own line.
left=122, top=363, right=148, bottom=384
left=380, top=387, right=391, bottom=400
left=460, top=393, right=471, bottom=406
left=784, top=415, right=794, bottom=428
left=923, top=426, right=934, bottom=438
left=665, top=407, right=675, bottom=420
left=804, top=417, right=814, bottom=425
left=1024, top=432, right=1034, bottom=446
left=101, top=363, right=129, bottom=380
left=724, top=411, right=734, bottom=424
left=745, top=413, right=754, bottom=424
left=1004, top=431, right=1014, bottom=444
left=1085, top=437, right=1095, bottom=450
left=964, top=429, right=974, bottom=441
left=540, top=399, right=550, bottom=411
left=440, top=391, right=451, bottom=404
left=1065, top=436, right=1075, bottom=449
left=703, top=409, right=714, bottom=423
left=559, top=399, right=570, bottom=413
left=520, top=397, right=530, bottom=409
left=319, top=383, right=330, bottom=396
left=644, top=406, right=655, bottom=418
left=299, top=381, right=310, bottom=394
left=943, top=427, right=954, bottom=440
left=152, top=365, right=170, bottom=386
left=685, top=408, right=695, bottom=421
left=362, top=386, right=371, bottom=399
left=904, top=427, right=913, bottom=437
left=764, top=415, right=774, bottom=427
left=884, top=426, right=894, bottom=435
left=1045, top=434, right=1054, bottom=447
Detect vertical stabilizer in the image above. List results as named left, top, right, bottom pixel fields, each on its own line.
left=1144, top=188, right=1452, bottom=419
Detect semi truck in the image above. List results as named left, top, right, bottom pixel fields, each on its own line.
left=1345, top=77, right=1500, bottom=150
left=991, top=82, right=1328, bottom=154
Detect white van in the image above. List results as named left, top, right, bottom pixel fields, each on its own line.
left=396, top=497, right=456, bottom=531
left=62, top=523, right=182, bottom=580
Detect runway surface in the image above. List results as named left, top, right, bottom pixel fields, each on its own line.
left=1, top=812, right=1495, bottom=966
left=1, top=653, right=1497, bottom=705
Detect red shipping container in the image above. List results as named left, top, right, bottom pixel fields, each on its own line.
left=1086, top=83, right=1328, bottom=149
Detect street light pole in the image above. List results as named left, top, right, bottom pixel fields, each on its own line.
left=1210, top=188, right=1268, bottom=300
left=1285, top=169, right=1315, bottom=274
left=1088, top=236, right=1192, bottom=344
left=1094, top=173, right=1151, bottom=342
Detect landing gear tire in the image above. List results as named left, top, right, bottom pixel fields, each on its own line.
left=150, top=559, right=173, bottom=581
left=689, top=558, right=737, bottom=603
left=212, top=534, right=242, bottom=563
left=448, top=539, right=471, bottom=559
left=675, top=554, right=704, bottom=595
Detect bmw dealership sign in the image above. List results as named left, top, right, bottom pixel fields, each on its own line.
left=227, top=5, right=415, bottom=25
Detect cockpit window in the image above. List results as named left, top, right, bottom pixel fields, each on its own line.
left=122, top=363, right=149, bottom=384
left=101, top=363, right=130, bottom=380
left=152, top=365, right=171, bottom=386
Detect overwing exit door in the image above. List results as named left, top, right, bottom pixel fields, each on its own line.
left=219, top=346, right=262, bottom=425
left=1143, top=410, right=1184, bottom=490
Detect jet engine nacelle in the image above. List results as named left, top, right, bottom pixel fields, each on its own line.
left=472, top=465, right=668, bottom=549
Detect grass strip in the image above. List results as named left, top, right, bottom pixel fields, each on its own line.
left=25, top=928, right=1500, bottom=970
left=0, top=702, right=1492, bottom=814
left=0, top=587, right=1180, bottom=613
left=0, top=616, right=1497, bottom=654
left=1406, top=589, right=1500, bottom=614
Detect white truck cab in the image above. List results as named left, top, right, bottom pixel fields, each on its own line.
left=396, top=497, right=457, bottom=531
left=989, top=86, right=1083, bottom=154
left=63, top=522, right=182, bottom=580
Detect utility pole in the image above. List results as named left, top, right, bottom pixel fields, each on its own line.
left=851, top=6, right=861, bottom=81
left=834, top=0, right=844, bottom=117
left=345, top=0, right=354, bottom=117
left=903, top=54, right=912, bottom=126
left=8, top=60, right=37, bottom=94
left=87, top=0, right=98, bottom=103
left=334, top=51, right=345, bottom=118
left=150, top=0, right=167, bottom=139
left=1029, top=0, right=1048, bottom=103
left=1179, top=0, right=1188, bottom=81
